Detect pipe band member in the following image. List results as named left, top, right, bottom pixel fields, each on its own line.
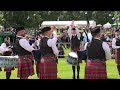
left=0, top=36, right=14, bottom=79
left=84, top=27, right=111, bottom=79
left=15, top=26, right=35, bottom=79
left=68, top=25, right=84, bottom=79
left=38, top=26, right=59, bottom=79
left=112, top=28, right=120, bottom=76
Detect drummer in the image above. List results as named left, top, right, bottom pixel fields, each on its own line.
left=112, top=28, right=120, bottom=76
left=84, top=27, right=111, bottom=79
left=67, top=23, right=84, bottom=79
left=0, top=36, right=14, bottom=79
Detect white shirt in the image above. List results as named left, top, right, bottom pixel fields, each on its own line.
left=103, top=41, right=111, bottom=60
left=17, top=36, right=34, bottom=52
left=84, top=38, right=111, bottom=60
left=112, top=37, right=120, bottom=49
left=51, top=33, right=58, bottom=43
left=67, top=27, right=80, bottom=40
left=45, top=34, right=59, bottom=56
left=87, top=33, right=92, bottom=41
left=0, top=43, right=9, bottom=53
left=0, top=43, right=7, bottom=48
left=83, top=32, right=92, bottom=43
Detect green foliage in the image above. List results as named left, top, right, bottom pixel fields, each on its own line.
left=0, top=11, right=120, bottom=28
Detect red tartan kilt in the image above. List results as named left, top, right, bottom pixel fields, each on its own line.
left=17, top=55, right=34, bottom=78
left=4, top=67, right=14, bottom=72
left=115, top=49, right=120, bottom=65
left=85, top=60, right=107, bottom=79
left=38, top=55, right=57, bottom=79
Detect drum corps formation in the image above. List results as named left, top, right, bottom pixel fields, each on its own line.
left=0, top=21, right=120, bottom=79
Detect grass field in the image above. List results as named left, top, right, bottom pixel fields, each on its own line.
left=0, top=48, right=120, bottom=79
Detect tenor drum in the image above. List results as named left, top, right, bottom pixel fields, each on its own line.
left=66, top=52, right=78, bottom=65
left=0, top=55, right=18, bottom=67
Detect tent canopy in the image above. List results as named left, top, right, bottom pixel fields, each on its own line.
left=103, top=22, right=111, bottom=28
left=41, top=20, right=96, bottom=28
left=97, top=24, right=102, bottom=26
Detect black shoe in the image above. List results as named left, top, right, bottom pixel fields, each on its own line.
left=77, top=76, right=79, bottom=79
left=72, top=76, right=76, bottom=79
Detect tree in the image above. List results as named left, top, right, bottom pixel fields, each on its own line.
left=1, top=11, right=119, bottom=28
left=1, top=11, right=42, bottom=28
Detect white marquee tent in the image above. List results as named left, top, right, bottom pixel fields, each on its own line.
left=103, top=22, right=111, bottom=29
left=97, top=24, right=102, bottom=27
left=41, top=20, right=96, bottom=28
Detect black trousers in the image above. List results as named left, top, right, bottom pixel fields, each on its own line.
left=72, top=64, right=80, bottom=79
left=117, top=64, right=120, bottom=75
left=6, top=72, right=11, bottom=79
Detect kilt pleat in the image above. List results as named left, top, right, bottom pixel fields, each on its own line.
left=115, top=49, right=120, bottom=65
left=17, top=55, right=34, bottom=78
left=85, top=60, right=107, bottom=79
left=39, top=55, right=57, bottom=79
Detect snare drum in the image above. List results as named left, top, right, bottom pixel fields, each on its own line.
left=66, top=52, right=78, bottom=65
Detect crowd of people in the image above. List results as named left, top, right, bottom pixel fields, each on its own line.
left=0, top=23, right=120, bottom=79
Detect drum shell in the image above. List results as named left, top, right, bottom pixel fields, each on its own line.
left=0, top=56, right=18, bottom=67
left=66, top=54, right=78, bottom=65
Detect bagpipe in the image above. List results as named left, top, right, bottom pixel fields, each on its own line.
left=32, top=49, right=41, bottom=62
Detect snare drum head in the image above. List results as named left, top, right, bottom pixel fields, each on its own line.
left=68, top=52, right=78, bottom=58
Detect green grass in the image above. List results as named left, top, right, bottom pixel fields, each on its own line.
left=0, top=48, right=120, bottom=79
